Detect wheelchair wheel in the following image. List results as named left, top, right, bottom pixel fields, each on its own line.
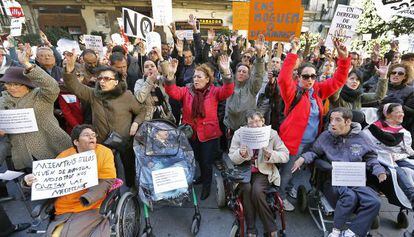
left=371, top=215, right=380, bottom=229
left=191, top=214, right=201, bottom=236
left=115, top=192, right=140, bottom=237
left=297, top=185, right=307, bottom=213
left=397, top=211, right=409, bottom=229
left=215, top=173, right=226, bottom=208
left=229, top=221, right=240, bottom=237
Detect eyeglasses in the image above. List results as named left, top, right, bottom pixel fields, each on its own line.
left=391, top=71, right=405, bottom=76
left=80, top=133, right=98, bottom=138
left=4, top=83, right=24, bottom=88
left=243, top=55, right=252, bottom=59
left=97, top=76, right=116, bottom=82
left=301, top=74, right=317, bottom=80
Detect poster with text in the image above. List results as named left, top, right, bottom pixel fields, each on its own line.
left=123, top=7, right=154, bottom=39
left=84, top=35, right=104, bottom=58
left=151, top=0, right=173, bottom=26
left=240, top=125, right=271, bottom=150
left=332, top=162, right=366, bottom=187
left=233, top=2, right=250, bottom=30
left=0, top=108, right=38, bottom=134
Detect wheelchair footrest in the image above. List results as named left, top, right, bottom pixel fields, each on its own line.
left=320, top=195, right=334, bottom=215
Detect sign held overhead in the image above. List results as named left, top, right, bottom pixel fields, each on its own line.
left=123, top=7, right=154, bottom=39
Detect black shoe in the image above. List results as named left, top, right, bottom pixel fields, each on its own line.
left=215, top=159, right=226, bottom=171
left=14, top=223, right=30, bottom=232
left=200, top=186, right=211, bottom=200
left=193, top=177, right=202, bottom=185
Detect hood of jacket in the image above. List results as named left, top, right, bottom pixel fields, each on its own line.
left=328, top=122, right=361, bottom=143
left=94, top=80, right=127, bottom=100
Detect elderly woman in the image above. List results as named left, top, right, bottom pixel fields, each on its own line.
left=163, top=56, right=234, bottom=200
left=0, top=46, right=71, bottom=171
left=363, top=102, right=414, bottom=207
left=24, top=124, right=116, bottom=237
left=229, top=110, right=289, bottom=237
left=330, top=65, right=388, bottom=109
left=277, top=37, right=350, bottom=211
left=134, top=58, right=175, bottom=123
left=63, top=51, right=146, bottom=187
left=224, top=35, right=265, bottom=134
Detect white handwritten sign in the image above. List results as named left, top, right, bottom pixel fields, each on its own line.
left=0, top=108, right=38, bottom=134
left=373, top=0, right=414, bottom=22
left=146, top=32, right=161, bottom=54
left=83, top=35, right=104, bottom=58
left=240, top=125, right=271, bottom=150
left=123, top=7, right=154, bottom=39
left=10, top=18, right=22, bottom=37
left=151, top=0, right=173, bottom=26
left=151, top=167, right=188, bottom=194
left=332, top=162, right=366, bottom=187
left=31, top=151, right=98, bottom=201
left=325, top=5, right=363, bottom=49
left=56, top=38, right=81, bottom=55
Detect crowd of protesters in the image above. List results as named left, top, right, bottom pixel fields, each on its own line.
left=0, top=12, right=414, bottom=237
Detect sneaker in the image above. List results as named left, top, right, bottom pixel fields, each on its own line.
left=287, top=187, right=297, bottom=199
left=283, top=199, right=295, bottom=211
left=341, top=229, right=356, bottom=237
left=327, top=228, right=341, bottom=237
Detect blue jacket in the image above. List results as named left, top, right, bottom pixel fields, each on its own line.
left=302, top=122, right=386, bottom=177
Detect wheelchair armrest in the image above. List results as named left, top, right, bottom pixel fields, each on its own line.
left=314, top=159, right=332, bottom=172
left=31, top=199, right=55, bottom=218
left=222, top=169, right=245, bottom=182
left=99, top=188, right=120, bottom=216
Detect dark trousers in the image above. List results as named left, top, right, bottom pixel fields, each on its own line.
left=0, top=205, right=14, bottom=237
left=239, top=173, right=277, bottom=234
left=324, top=184, right=381, bottom=237
left=190, top=138, right=219, bottom=187
left=119, top=140, right=136, bottom=188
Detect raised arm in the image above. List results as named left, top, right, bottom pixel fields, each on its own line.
left=361, top=59, right=389, bottom=104
left=216, top=54, right=235, bottom=101
left=249, top=34, right=266, bottom=95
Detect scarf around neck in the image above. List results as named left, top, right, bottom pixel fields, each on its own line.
left=191, top=84, right=209, bottom=118
left=340, top=85, right=363, bottom=103
left=368, top=120, right=404, bottom=146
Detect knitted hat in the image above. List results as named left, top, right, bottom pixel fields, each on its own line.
left=0, top=67, right=36, bottom=88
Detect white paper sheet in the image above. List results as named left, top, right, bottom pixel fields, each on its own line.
left=332, top=162, right=366, bottom=187
left=0, top=108, right=38, bottom=134
left=240, top=125, right=271, bottom=150
left=151, top=167, right=188, bottom=194
left=0, top=170, right=24, bottom=180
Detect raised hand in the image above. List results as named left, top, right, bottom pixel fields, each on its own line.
left=168, top=22, right=176, bottom=37
left=167, top=58, right=179, bottom=80
left=39, top=30, right=52, bottom=47
left=176, top=40, right=184, bottom=56
left=188, top=14, right=198, bottom=32
left=230, top=33, right=238, bottom=46
left=289, top=35, right=301, bottom=54
left=255, top=34, right=266, bottom=58
left=17, top=43, right=32, bottom=68
left=333, top=37, right=348, bottom=59
left=63, top=49, right=78, bottom=73
left=207, top=28, right=215, bottom=45
left=372, top=42, right=380, bottom=62
left=375, top=58, right=390, bottom=79
left=218, top=54, right=231, bottom=75
left=153, top=47, right=163, bottom=61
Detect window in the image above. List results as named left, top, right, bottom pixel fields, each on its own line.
left=95, top=12, right=109, bottom=28
left=302, top=0, right=310, bottom=10
left=337, top=0, right=350, bottom=5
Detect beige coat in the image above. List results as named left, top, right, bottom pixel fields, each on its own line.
left=229, top=128, right=289, bottom=186
left=0, top=66, right=72, bottom=169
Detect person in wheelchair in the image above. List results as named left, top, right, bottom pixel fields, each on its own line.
left=229, top=110, right=289, bottom=237
left=24, top=124, right=116, bottom=237
left=363, top=102, right=414, bottom=207
left=292, top=107, right=387, bottom=237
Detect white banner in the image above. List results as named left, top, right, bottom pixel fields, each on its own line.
left=152, top=167, right=188, bottom=194
left=56, top=38, right=81, bottom=55
left=9, top=18, right=22, bottom=37
left=31, top=151, right=98, bottom=201
left=176, top=30, right=194, bottom=40
left=122, top=7, right=154, bottom=39
left=83, top=35, right=104, bottom=58
left=325, top=5, right=363, bottom=49
left=332, top=162, right=366, bottom=187
left=239, top=125, right=271, bottom=150
left=145, top=32, right=161, bottom=53
left=151, top=0, right=173, bottom=26
left=0, top=108, right=38, bottom=134
left=373, top=0, right=414, bottom=22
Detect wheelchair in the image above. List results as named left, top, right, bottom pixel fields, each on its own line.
left=215, top=168, right=287, bottom=237
left=296, top=159, right=380, bottom=237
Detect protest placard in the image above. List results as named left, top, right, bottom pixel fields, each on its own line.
left=332, top=162, right=366, bottom=187
left=123, top=7, right=154, bottom=39
left=248, top=0, right=304, bottom=42
left=325, top=5, right=363, bottom=49
left=233, top=2, right=250, bottom=30
left=1, top=0, right=24, bottom=18
left=56, top=38, right=81, bottom=55
left=175, top=20, right=200, bottom=40
left=151, top=167, right=188, bottom=194
left=151, top=0, right=173, bottom=26
left=373, top=0, right=414, bottom=22
left=9, top=18, right=22, bottom=37
left=111, top=33, right=124, bottom=46
left=0, top=108, right=38, bottom=134
left=146, top=32, right=161, bottom=53
left=31, top=150, right=98, bottom=201
left=83, top=35, right=104, bottom=58
left=240, top=125, right=271, bottom=149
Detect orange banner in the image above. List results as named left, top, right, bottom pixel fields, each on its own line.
left=248, top=0, right=304, bottom=42
left=232, top=2, right=250, bottom=30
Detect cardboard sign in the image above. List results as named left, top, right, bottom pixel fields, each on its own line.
left=233, top=2, right=250, bottom=30
left=373, top=0, right=414, bottom=22
left=9, top=18, right=22, bottom=37
left=325, top=5, right=363, bottom=49
left=31, top=151, right=98, bottom=201
left=151, top=167, right=188, bottom=194
left=123, top=7, right=154, bottom=39
left=0, top=108, right=38, bottom=134
left=145, top=32, right=161, bottom=53
left=248, top=0, right=304, bottom=42
left=332, top=162, right=366, bottom=187
left=151, top=0, right=173, bottom=26
left=240, top=125, right=271, bottom=150
left=56, top=38, right=81, bottom=55
left=83, top=35, right=104, bottom=58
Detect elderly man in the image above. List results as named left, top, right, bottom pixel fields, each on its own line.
left=292, top=107, right=387, bottom=237
left=36, top=46, right=63, bottom=82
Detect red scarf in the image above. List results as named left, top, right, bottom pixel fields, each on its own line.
left=191, top=84, right=209, bottom=118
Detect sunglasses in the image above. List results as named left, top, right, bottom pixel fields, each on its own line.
left=391, top=71, right=405, bottom=76
left=97, top=76, right=116, bottom=82
left=301, top=74, right=317, bottom=80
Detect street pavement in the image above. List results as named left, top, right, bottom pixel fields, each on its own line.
left=2, top=155, right=412, bottom=237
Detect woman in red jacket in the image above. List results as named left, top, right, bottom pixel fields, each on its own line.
left=164, top=56, right=234, bottom=200
left=278, top=37, right=351, bottom=211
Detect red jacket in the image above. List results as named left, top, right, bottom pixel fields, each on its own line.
left=277, top=53, right=351, bottom=155
left=58, top=92, right=84, bottom=134
left=165, top=81, right=234, bottom=142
